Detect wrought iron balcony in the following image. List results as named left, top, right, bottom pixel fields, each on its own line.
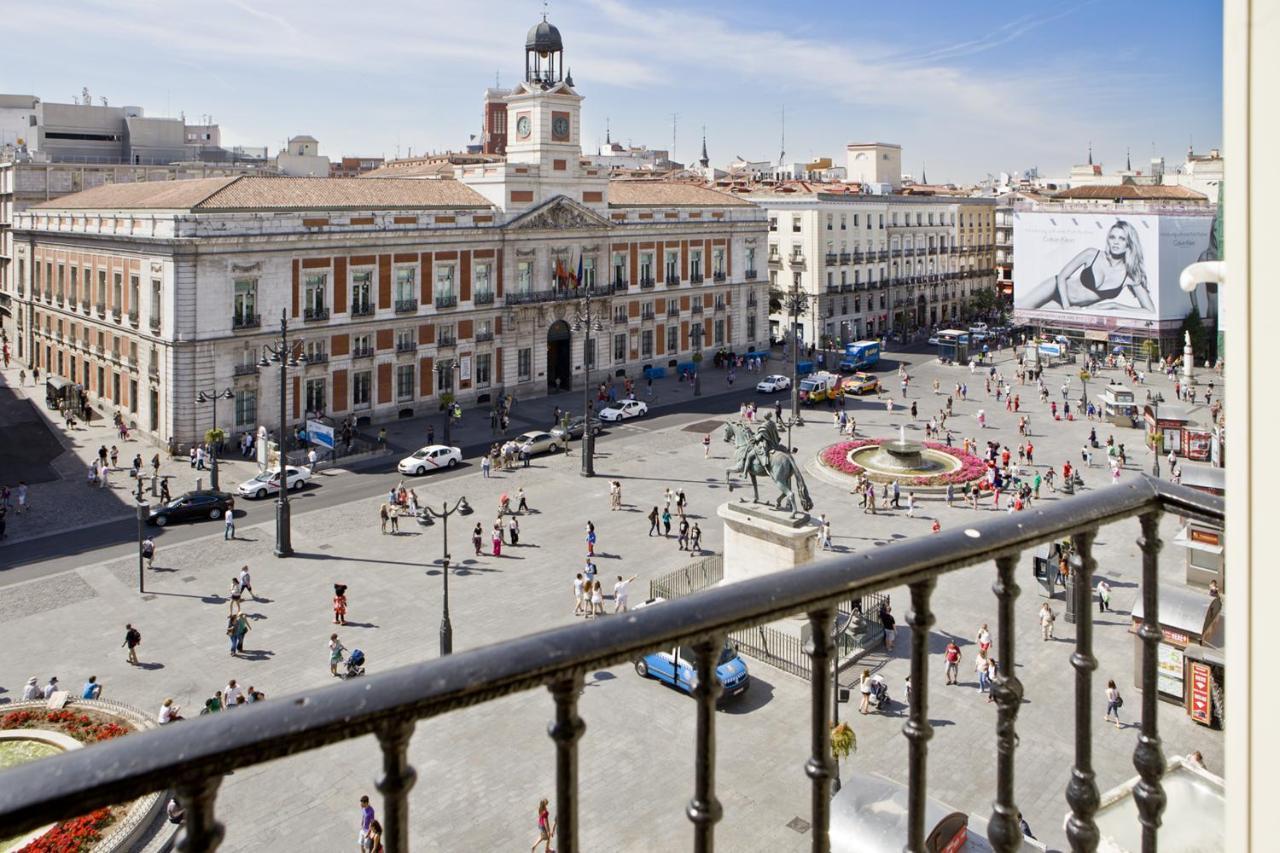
left=667, top=304, right=680, bottom=318
left=474, top=331, right=495, bottom=343
left=840, top=252, right=852, bottom=264
left=825, top=253, right=837, bottom=265
left=0, top=479, right=1222, bottom=853
left=640, top=278, right=656, bottom=289
left=233, top=313, right=261, bottom=330
left=435, top=294, right=458, bottom=309
left=767, top=254, right=782, bottom=268
left=304, top=306, right=329, bottom=322
left=233, top=363, right=259, bottom=377
left=396, top=340, right=419, bottom=353
left=81, top=299, right=90, bottom=313
left=395, top=299, right=418, bottom=314
left=306, top=352, right=330, bottom=365
left=689, top=273, right=704, bottom=284
left=744, top=269, right=758, bottom=280
left=641, top=309, right=656, bottom=321
left=713, top=272, right=726, bottom=283
left=691, top=303, right=704, bottom=315
left=474, top=291, right=496, bottom=306
left=664, top=277, right=680, bottom=288
left=611, top=279, right=629, bottom=291
left=826, top=284, right=841, bottom=294
left=128, top=309, right=139, bottom=326
left=111, top=307, right=122, bottom=323
left=351, top=303, right=376, bottom=317
left=746, top=297, right=758, bottom=308
left=713, top=302, right=725, bottom=313
left=351, top=346, right=375, bottom=359
left=436, top=334, right=457, bottom=348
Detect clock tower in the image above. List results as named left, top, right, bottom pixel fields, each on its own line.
left=505, top=16, right=583, bottom=168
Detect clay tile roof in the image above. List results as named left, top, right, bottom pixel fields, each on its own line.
left=1051, top=184, right=1208, bottom=201
left=35, top=176, right=494, bottom=212
left=32, top=177, right=240, bottom=210
left=608, top=180, right=753, bottom=207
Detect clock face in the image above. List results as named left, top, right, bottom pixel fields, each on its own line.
left=551, top=112, right=570, bottom=141
left=516, top=115, right=531, bottom=139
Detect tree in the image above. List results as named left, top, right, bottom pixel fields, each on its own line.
left=1180, top=306, right=1212, bottom=362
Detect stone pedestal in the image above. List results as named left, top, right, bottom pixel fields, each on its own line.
left=1183, top=342, right=1196, bottom=385
left=718, top=502, right=820, bottom=584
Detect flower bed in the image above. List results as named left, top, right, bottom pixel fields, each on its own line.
left=819, top=439, right=989, bottom=487
left=2, top=707, right=136, bottom=851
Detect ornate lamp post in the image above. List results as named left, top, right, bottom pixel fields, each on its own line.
left=420, top=496, right=473, bottom=656
left=194, top=387, right=234, bottom=490
left=258, top=309, right=306, bottom=558
left=784, top=282, right=809, bottom=427
left=134, top=475, right=148, bottom=594
left=437, top=360, right=462, bottom=447
left=690, top=323, right=704, bottom=396
left=571, top=291, right=607, bottom=478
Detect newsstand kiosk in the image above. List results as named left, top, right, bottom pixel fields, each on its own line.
left=1130, top=586, right=1224, bottom=728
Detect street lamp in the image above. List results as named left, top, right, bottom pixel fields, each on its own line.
left=437, top=360, right=462, bottom=447
left=420, top=496, right=473, bottom=656
left=194, top=387, right=234, bottom=490
left=690, top=323, right=704, bottom=397
left=134, top=475, right=148, bottom=594
left=571, top=291, right=607, bottom=478
left=783, top=282, right=809, bottom=427
left=258, top=308, right=306, bottom=558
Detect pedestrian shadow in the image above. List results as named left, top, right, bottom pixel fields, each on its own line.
left=135, top=661, right=165, bottom=671
left=236, top=649, right=275, bottom=662
left=583, top=670, right=617, bottom=689
left=342, top=620, right=379, bottom=629
left=244, top=612, right=269, bottom=621
left=150, top=566, right=180, bottom=573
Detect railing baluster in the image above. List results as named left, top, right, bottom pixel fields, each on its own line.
left=904, top=579, right=936, bottom=853
left=805, top=608, right=836, bottom=853
left=1066, top=530, right=1101, bottom=852
left=688, top=637, right=725, bottom=853
left=988, top=554, right=1025, bottom=853
left=174, top=777, right=225, bottom=853
left=1134, top=511, right=1167, bottom=852
left=375, top=720, right=418, bottom=853
left=548, top=675, right=586, bottom=853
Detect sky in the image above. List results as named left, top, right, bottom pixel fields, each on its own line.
left=4, top=0, right=1223, bottom=183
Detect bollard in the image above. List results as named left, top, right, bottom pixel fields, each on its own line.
left=151, top=475, right=159, bottom=497
left=195, top=478, right=203, bottom=491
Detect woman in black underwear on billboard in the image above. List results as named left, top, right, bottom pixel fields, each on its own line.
left=1022, top=220, right=1155, bottom=314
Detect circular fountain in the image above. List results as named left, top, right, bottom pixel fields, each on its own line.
left=817, top=426, right=989, bottom=489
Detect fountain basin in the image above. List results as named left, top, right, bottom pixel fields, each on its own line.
left=819, top=439, right=989, bottom=488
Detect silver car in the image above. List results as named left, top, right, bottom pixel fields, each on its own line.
left=515, top=431, right=561, bottom=455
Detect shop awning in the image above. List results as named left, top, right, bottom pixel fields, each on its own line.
left=1132, top=585, right=1222, bottom=639
left=1172, top=527, right=1225, bottom=555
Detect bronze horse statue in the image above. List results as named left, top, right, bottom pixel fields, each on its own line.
left=722, top=419, right=813, bottom=515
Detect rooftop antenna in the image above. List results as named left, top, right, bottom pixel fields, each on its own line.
left=671, top=112, right=679, bottom=163
left=921, top=163, right=927, bottom=184
left=779, top=106, right=786, bottom=165
left=1126, top=147, right=1132, bottom=171
left=700, top=125, right=709, bottom=168
left=1088, top=141, right=1093, bottom=166
left=605, top=116, right=611, bottom=146
left=496, top=70, right=501, bottom=88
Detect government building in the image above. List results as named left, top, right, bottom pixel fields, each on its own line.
left=6, top=20, right=768, bottom=446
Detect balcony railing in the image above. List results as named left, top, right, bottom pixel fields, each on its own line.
left=744, top=269, right=758, bottom=280
left=150, top=315, right=161, bottom=332
left=128, top=309, right=139, bottom=326
left=505, top=285, right=616, bottom=306
left=436, top=334, right=457, bottom=348
left=304, top=306, right=329, bottom=321
left=667, top=305, right=680, bottom=318
left=641, top=310, right=656, bottom=321
left=395, top=299, right=418, bottom=314
left=111, top=308, right=122, bottom=323
left=713, top=272, right=726, bottom=283
left=474, top=331, right=495, bottom=343
left=351, top=303, right=375, bottom=317
left=81, top=299, right=90, bottom=313
left=746, top=297, right=758, bottom=308
left=306, top=352, right=330, bottom=365
left=233, top=363, right=258, bottom=377
left=0, top=479, right=1223, bottom=853
left=233, top=313, right=261, bottom=330
left=474, top=291, right=495, bottom=306
left=825, top=253, right=837, bottom=264
left=396, top=340, right=419, bottom=353
left=767, top=254, right=782, bottom=268
left=840, top=252, right=852, bottom=264
left=826, top=284, right=841, bottom=294
left=351, top=346, right=375, bottom=359
left=691, top=303, right=704, bottom=315
left=689, top=273, right=704, bottom=284
left=640, top=278, right=656, bottom=290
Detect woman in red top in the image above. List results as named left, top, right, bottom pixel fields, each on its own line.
left=531, top=798, right=556, bottom=852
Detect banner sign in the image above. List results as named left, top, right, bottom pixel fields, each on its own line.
left=1189, top=661, right=1212, bottom=725
left=306, top=419, right=335, bottom=450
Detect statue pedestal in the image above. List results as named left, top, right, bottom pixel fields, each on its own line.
left=718, top=502, right=820, bottom=584
left=1183, top=343, right=1196, bottom=385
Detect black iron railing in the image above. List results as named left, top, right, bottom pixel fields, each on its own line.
left=0, top=478, right=1221, bottom=853
left=352, top=303, right=376, bottom=317
left=474, top=291, right=496, bottom=305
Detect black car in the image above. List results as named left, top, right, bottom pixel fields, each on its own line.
left=551, top=416, right=603, bottom=441
left=147, top=490, right=235, bottom=527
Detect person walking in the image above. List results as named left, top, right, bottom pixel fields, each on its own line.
left=690, top=523, right=702, bottom=552
left=585, top=521, right=596, bottom=556
left=858, top=669, right=873, bottom=714
left=516, top=487, right=529, bottom=513
left=879, top=605, right=897, bottom=652
left=702, top=433, right=712, bottom=458
left=123, top=623, right=142, bottom=665
left=676, top=489, right=687, bottom=519
left=471, top=523, right=484, bottom=557
left=818, top=513, right=833, bottom=550
left=388, top=505, right=399, bottom=535
left=573, top=573, right=586, bottom=616
left=974, top=648, right=991, bottom=693
left=985, top=657, right=999, bottom=703
left=142, top=536, right=156, bottom=570
left=1104, top=679, right=1124, bottom=728
left=224, top=507, right=235, bottom=540
left=906, top=491, right=917, bottom=518
left=531, top=798, right=556, bottom=853
left=590, top=579, right=605, bottom=616
left=647, top=506, right=660, bottom=536
left=609, top=480, right=622, bottom=511
left=943, top=641, right=961, bottom=685
left=508, top=515, right=520, bottom=546
left=661, top=507, right=672, bottom=536
left=229, top=612, right=250, bottom=655
left=976, top=623, right=992, bottom=656
left=228, top=577, right=243, bottom=615
left=359, top=795, right=376, bottom=852
left=16, top=481, right=28, bottom=514
left=677, top=517, right=690, bottom=550
left=1039, top=602, right=1056, bottom=640
left=1097, top=578, right=1112, bottom=613
left=333, top=584, right=348, bottom=625
left=239, top=565, right=256, bottom=601
left=329, top=634, right=346, bottom=677
left=891, top=480, right=901, bottom=509
left=491, top=523, right=503, bottom=557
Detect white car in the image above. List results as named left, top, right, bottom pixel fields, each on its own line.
left=597, top=399, right=649, bottom=422
left=756, top=374, right=791, bottom=393
left=236, top=465, right=312, bottom=499
left=397, top=444, right=462, bottom=475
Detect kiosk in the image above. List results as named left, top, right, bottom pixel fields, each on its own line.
left=1143, top=403, right=1193, bottom=454
left=935, top=329, right=969, bottom=365
left=1097, top=384, right=1140, bottom=428
left=1171, top=519, right=1224, bottom=590
left=1130, top=586, right=1222, bottom=722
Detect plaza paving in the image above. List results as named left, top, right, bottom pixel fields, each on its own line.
left=0, top=345, right=1225, bottom=851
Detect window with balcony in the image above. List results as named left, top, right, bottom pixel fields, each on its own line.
left=825, top=214, right=833, bottom=231
left=396, top=364, right=415, bottom=400
left=435, top=264, right=456, bottom=308
left=353, top=371, right=372, bottom=408
left=112, top=273, right=123, bottom=318
left=474, top=353, right=491, bottom=388
left=235, top=390, right=257, bottom=427
left=689, top=249, right=702, bottom=282
left=518, top=348, right=531, bottom=381
left=351, top=270, right=373, bottom=315
left=745, top=247, right=756, bottom=277
left=150, top=279, right=161, bottom=329
left=664, top=250, right=679, bottom=283
left=641, top=329, right=653, bottom=358
left=129, top=275, right=140, bottom=323
left=395, top=268, right=416, bottom=313
left=44, top=262, right=51, bottom=299
left=878, top=214, right=884, bottom=229
left=474, top=263, right=493, bottom=303
left=305, top=378, right=327, bottom=415
left=639, top=252, right=654, bottom=286
left=840, top=215, right=847, bottom=230
left=353, top=333, right=373, bottom=357
left=396, top=328, right=416, bottom=352
left=582, top=256, right=596, bottom=288
left=611, top=252, right=627, bottom=287
left=476, top=320, right=495, bottom=343
left=68, top=266, right=77, bottom=304
left=517, top=261, right=532, bottom=294
left=665, top=325, right=677, bottom=353
left=234, top=279, right=259, bottom=328
left=747, top=313, right=757, bottom=340
left=791, top=215, right=801, bottom=233
left=768, top=217, right=777, bottom=232
left=712, top=248, right=725, bottom=281
left=613, top=333, right=626, bottom=363
left=437, top=324, right=456, bottom=348
left=97, top=270, right=107, bottom=312
left=305, top=340, right=328, bottom=363
left=304, top=273, right=328, bottom=320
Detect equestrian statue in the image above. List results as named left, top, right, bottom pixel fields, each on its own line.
left=722, top=415, right=813, bottom=515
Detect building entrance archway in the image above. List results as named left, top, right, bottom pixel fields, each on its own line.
left=547, top=320, right=571, bottom=392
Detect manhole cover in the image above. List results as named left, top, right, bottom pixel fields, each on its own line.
left=182, top=576, right=197, bottom=583
left=786, top=816, right=811, bottom=834
left=682, top=419, right=724, bottom=434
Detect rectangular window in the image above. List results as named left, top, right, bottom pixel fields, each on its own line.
left=97, top=270, right=107, bottom=307
left=305, top=378, right=327, bottom=414
left=474, top=263, right=492, bottom=299
left=792, top=216, right=802, bottom=233
left=613, top=333, right=626, bottom=363
left=584, top=337, right=596, bottom=369
left=714, top=319, right=725, bottom=345
left=351, top=270, right=373, bottom=313
left=826, top=214, right=833, bottom=231
left=517, top=261, right=532, bottom=293
left=352, top=371, right=372, bottom=407
left=130, top=379, right=138, bottom=414
left=746, top=247, right=755, bottom=272
left=353, top=333, right=372, bottom=354
left=518, top=347, right=532, bottom=381
left=747, top=314, right=757, bottom=341
left=395, top=267, right=416, bottom=304
left=474, top=353, right=491, bottom=388
left=640, top=252, right=654, bottom=283
left=304, top=273, right=327, bottom=315
left=689, top=249, right=702, bottom=280
left=112, top=273, right=123, bottom=312
left=305, top=340, right=327, bottom=362
left=582, top=257, right=596, bottom=287
left=435, top=264, right=455, bottom=298
left=69, top=266, right=77, bottom=303
left=612, top=252, right=626, bottom=285
left=234, top=279, right=258, bottom=325
left=16, top=259, right=25, bottom=295
left=768, top=217, right=777, bottom=232
left=667, top=325, right=678, bottom=353
left=663, top=250, right=678, bottom=282
left=150, top=279, right=162, bottom=327
left=129, top=275, right=140, bottom=317
left=396, top=364, right=415, bottom=400
left=841, top=215, right=847, bottom=230
left=713, top=247, right=725, bottom=276
left=57, top=264, right=65, bottom=300
left=396, top=328, right=414, bottom=351
left=641, top=329, right=653, bottom=358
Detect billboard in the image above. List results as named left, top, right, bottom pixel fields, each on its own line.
left=1013, top=211, right=1214, bottom=324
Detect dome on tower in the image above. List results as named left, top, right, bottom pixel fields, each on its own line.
left=526, top=18, right=563, bottom=54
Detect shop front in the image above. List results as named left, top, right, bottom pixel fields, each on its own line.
left=1143, top=403, right=1193, bottom=453
left=1097, top=384, right=1140, bottom=428
left=1172, top=519, right=1224, bottom=590
left=1130, top=586, right=1223, bottom=727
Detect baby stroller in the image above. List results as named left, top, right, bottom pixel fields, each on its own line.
left=345, top=649, right=366, bottom=679
left=868, top=674, right=890, bottom=710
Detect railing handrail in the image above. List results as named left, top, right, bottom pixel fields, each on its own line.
left=0, top=477, right=1222, bottom=839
